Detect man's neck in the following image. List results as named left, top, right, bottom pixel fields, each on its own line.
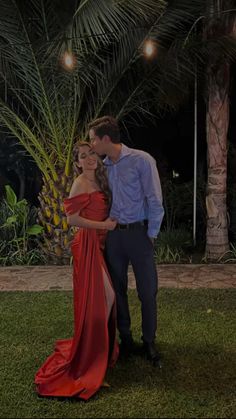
left=107, top=143, right=122, bottom=163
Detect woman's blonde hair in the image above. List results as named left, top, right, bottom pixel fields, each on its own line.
left=73, top=140, right=112, bottom=207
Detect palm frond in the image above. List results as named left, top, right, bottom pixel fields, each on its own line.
left=1, top=0, right=236, bottom=183
left=71, top=0, right=166, bottom=49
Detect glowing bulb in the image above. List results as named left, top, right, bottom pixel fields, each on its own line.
left=144, top=40, right=155, bottom=58
left=62, top=52, right=76, bottom=70
left=65, top=53, right=73, bottom=67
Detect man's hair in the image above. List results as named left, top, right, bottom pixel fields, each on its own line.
left=88, top=115, right=120, bottom=144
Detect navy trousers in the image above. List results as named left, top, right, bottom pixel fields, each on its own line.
left=105, top=227, right=158, bottom=343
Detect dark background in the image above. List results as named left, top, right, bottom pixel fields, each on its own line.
left=1, top=71, right=236, bottom=205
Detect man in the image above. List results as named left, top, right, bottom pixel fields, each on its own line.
left=89, top=115, right=164, bottom=367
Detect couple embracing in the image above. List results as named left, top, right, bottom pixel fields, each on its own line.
left=35, top=115, right=164, bottom=400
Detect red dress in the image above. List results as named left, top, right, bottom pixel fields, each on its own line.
left=35, top=191, right=119, bottom=400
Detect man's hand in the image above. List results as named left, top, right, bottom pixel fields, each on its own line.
left=149, top=237, right=155, bottom=246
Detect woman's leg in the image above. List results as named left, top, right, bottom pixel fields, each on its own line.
left=102, top=267, right=115, bottom=320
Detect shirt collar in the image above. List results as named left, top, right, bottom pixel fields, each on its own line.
left=104, top=143, right=132, bottom=165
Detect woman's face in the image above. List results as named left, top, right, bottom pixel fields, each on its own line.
left=78, top=145, right=98, bottom=171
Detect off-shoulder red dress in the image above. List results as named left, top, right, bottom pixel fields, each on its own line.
left=35, top=191, right=119, bottom=400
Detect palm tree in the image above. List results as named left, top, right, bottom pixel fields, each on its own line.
left=1, top=0, right=235, bottom=263
left=204, top=0, right=235, bottom=260
left=0, top=0, right=166, bottom=263
left=150, top=0, right=236, bottom=260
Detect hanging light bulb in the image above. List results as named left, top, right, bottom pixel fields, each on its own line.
left=61, top=52, right=76, bottom=70
left=143, top=40, right=155, bottom=58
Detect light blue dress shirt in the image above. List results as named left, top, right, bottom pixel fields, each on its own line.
left=104, top=144, right=164, bottom=238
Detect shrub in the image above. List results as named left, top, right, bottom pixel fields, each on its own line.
left=0, top=185, right=46, bottom=265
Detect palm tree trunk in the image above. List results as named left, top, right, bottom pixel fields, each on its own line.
left=38, top=172, right=74, bottom=264
left=205, top=62, right=230, bottom=260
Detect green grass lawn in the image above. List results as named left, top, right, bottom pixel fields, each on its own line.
left=0, top=289, right=235, bottom=418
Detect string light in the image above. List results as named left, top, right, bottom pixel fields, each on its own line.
left=60, top=38, right=156, bottom=71
left=143, top=40, right=156, bottom=58
left=61, top=52, right=76, bottom=70
left=1, top=29, right=158, bottom=71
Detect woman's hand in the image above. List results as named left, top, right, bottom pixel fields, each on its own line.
left=103, top=217, right=117, bottom=230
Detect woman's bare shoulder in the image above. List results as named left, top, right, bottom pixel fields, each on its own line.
left=69, top=175, right=88, bottom=198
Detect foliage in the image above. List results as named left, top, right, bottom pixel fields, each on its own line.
left=0, top=0, right=167, bottom=261
left=0, top=1, right=236, bottom=261
left=154, top=244, right=183, bottom=263
left=161, top=176, right=207, bottom=241
left=152, top=0, right=236, bottom=261
left=154, top=228, right=192, bottom=263
left=0, top=0, right=166, bottom=182
left=0, top=289, right=235, bottom=418
left=158, top=228, right=192, bottom=250
left=162, top=179, right=193, bottom=231
left=0, top=185, right=46, bottom=265
left=1, top=0, right=235, bottom=182
left=217, top=242, right=236, bottom=263
left=0, top=131, right=40, bottom=201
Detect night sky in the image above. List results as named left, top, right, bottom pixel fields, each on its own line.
left=123, top=92, right=207, bottom=182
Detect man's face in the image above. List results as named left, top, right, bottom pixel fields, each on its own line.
left=89, top=129, right=107, bottom=156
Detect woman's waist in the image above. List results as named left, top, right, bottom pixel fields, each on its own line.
left=71, top=229, right=106, bottom=254
left=72, top=227, right=107, bottom=242
left=80, top=211, right=108, bottom=221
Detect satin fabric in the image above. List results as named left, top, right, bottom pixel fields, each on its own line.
left=35, top=191, right=119, bottom=400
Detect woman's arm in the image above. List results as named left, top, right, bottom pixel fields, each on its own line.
left=67, top=213, right=117, bottom=230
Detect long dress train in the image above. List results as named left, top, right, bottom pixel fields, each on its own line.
left=35, top=191, right=119, bottom=400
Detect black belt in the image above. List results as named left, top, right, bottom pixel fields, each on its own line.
left=115, top=220, right=148, bottom=230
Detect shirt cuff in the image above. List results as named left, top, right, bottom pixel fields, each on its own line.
left=147, top=227, right=159, bottom=238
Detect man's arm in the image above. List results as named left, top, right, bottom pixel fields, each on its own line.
left=139, top=155, right=164, bottom=239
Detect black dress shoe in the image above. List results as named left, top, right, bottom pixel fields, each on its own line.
left=119, top=336, right=137, bottom=358
left=142, top=341, right=162, bottom=368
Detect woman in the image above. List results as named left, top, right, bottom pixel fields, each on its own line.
left=35, top=142, right=119, bottom=400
